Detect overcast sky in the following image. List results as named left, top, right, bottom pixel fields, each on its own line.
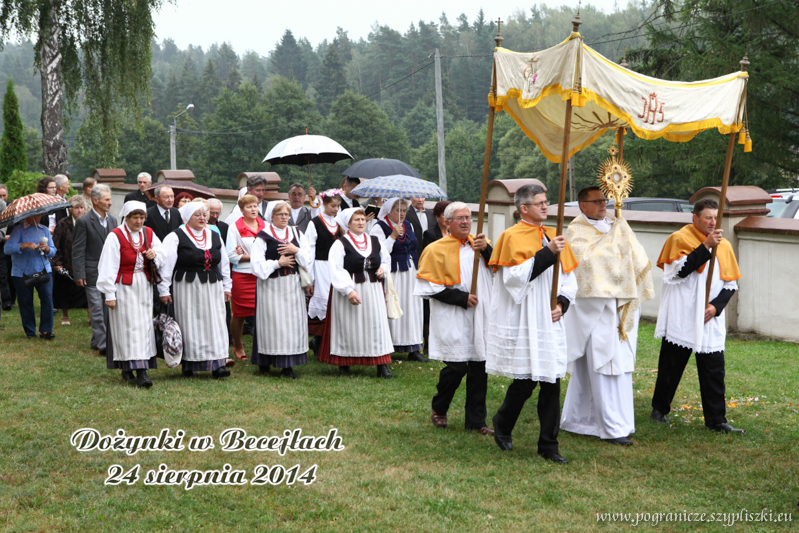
left=153, top=0, right=621, bottom=56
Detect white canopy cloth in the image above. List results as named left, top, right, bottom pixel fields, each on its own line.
left=490, top=33, right=750, bottom=163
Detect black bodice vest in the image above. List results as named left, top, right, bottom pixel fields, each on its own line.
left=311, top=216, right=339, bottom=261
left=376, top=219, right=418, bottom=273
left=173, top=228, right=223, bottom=283
left=341, top=235, right=382, bottom=284
left=256, top=226, right=301, bottom=278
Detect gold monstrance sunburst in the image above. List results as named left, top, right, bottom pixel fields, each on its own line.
left=597, top=144, right=633, bottom=218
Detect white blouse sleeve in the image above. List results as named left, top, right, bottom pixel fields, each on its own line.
left=96, top=232, right=122, bottom=301
left=250, top=236, right=280, bottom=280
left=309, top=204, right=323, bottom=218
left=218, top=233, right=232, bottom=292
left=226, top=223, right=242, bottom=267
left=370, top=223, right=396, bottom=253
left=378, top=239, right=391, bottom=271
left=156, top=231, right=180, bottom=297
left=328, top=240, right=355, bottom=296
left=294, top=228, right=314, bottom=276
left=305, top=220, right=318, bottom=259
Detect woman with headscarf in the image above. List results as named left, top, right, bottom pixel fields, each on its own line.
left=319, top=207, right=395, bottom=378
left=96, top=201, right=161, bottom=388
left=156, top=201, right=232, bottom=379
left=3, top=212, right=56, bottom=339
left=250, top=200, right=313, bottom=379
left=305, top=189, right=343, bottom=354
left=226, top=194, right=265, bottom=360
left=370, top=198, right=427, bottom=362
left=52, top=195, right=89, bottom=325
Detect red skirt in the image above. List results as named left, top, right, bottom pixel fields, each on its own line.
left=231, top=271, right=257, bottom=317
left=317, top=291, right=392, bottom=366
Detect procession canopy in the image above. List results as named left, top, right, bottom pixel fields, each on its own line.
left=488, top=33, right=750, bottom=163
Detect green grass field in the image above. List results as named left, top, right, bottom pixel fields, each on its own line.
left=1, top=306, right=797, bottom=532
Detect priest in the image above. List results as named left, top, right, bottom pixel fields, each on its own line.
left=485, top=184, right=578, bottom=464
left=415, top=202, right=494, bottom=435
left=560, top=187, right=654, bottom=446
left=651, top=199, right=744, bottom=434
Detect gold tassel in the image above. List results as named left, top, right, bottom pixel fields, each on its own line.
left=744, top=131, right=752, bottom=152
left=738, top=130, right=746, bottom=144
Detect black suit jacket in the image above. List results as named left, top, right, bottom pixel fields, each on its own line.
left=420, top=225, right=445, bottom=256
left=124, top=189, right=157, bottom=210
left=213, top=220, right=229, bottom=245
left=72, top=210, right=118, bottom=286
left=145, top=205, right=181, bottom=241
left=406, top=207, right=437, bottom=256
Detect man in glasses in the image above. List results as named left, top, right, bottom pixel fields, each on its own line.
left=485, top=183, right=579, bottom=464
left=560, top=186, right=654, bottom=446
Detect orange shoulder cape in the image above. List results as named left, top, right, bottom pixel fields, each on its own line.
left=656, top=224, right=741, bottom=281
left=487, top=222, right=578, bottom=274
left=416, top=235, right=489, bottom=286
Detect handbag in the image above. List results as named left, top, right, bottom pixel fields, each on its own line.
left=22, top=227, right=51, bottom=288
left=153, top=301, right=182, bottom=368
left=289, top=226, right=313, bottom=288
left=142, top=228, right=162, bottom=286
left=384, top=272, right=403, bottom=320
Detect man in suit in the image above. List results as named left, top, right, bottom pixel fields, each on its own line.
left=406, top=197, right=437, bottom=257
left=145, top=185, right=181, bottom=241
left=225, top=174, right=270, bottom=225
left=208, top=198, right=229, bottom=244
left=73, top=184, right=118, bottom=354
left=124, top=172, right=157, bottom=209
left=287, top=182, right=320, bottom=233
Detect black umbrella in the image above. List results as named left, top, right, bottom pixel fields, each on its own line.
left=341, top=158, right=421, bottom=180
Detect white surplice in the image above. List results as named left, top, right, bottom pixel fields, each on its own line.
left=305, top=214, right=337, bottom=320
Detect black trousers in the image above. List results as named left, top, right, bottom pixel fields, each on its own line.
left=493, top=378, right=561, bottom=455
left=651, top=340, right=727, bottom=427
left=431, top=360, right=488, bottom=430
left=422, top=300, right=430, bottom=354
left=0, top=250, right=12, bottom=306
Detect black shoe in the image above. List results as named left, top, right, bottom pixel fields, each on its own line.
left=492, top=414, right=512, bottom=451
left=603, top=436, right=633, bottom=446
left=2, top=305, right=11, bottom=311
left=121, top=370, right=135, bottom=382
left=212, top=367, right=231, bottom=379
left=281, top=367, right=297, bottom=379
left=136, top=370, right=153, bottom=388
left=538, top=452, right=569, bottom=464
left=99, top=348, right=107, bottom=356
left=258, top=365, right=270, bottom=375
left=40, top=332, right=55, bottom=340
left=309, top=336, right=320, bottom=357
left=182, top=369, right=194, bottom=378
left=707, top=422, right=746, bottom=434
left=407, top=351, right=429, bottom=363
left=650, top=409, right=670, bottom=424
left=338, top=366, right=351, bottom=375
left=376, top=364, right=395, bottom=378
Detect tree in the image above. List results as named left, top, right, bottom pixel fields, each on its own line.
left=315, top=44, right=348, bottom=116
left=0, top=0, right=166, bottom=174
left=196, top=60, right=222, bottom=115
left=269, top=30, right=307, bottom=87
left=1, top=79, right=27, bottom=180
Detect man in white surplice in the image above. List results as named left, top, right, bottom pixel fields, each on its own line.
left=485, top=184, right=578, bottom=465
left=560, top=187, right=654, bottom=446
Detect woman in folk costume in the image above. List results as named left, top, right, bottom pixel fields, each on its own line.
left=319, top=207, right=395, bottom=378
left=370, top=198, right=427, bottom=362
left=249, top=201, right=313, bottom=379
left=226, top=194, right=265, bottom=361
left=96, top=201, right=161, bottom=388
left=305, top=189, right=343, bottom=354
left=157, top=201, right=233, bottom=379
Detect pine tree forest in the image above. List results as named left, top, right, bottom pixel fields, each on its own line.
left=0, top=1, right=797, bottom=202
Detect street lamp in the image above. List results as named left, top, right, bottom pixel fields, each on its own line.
left=170, top=104, right=195, bottom=170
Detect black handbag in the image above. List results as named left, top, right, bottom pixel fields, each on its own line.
left=143, top=228, right=163, bottom=286
left=22, top=227, right=51, bottom=288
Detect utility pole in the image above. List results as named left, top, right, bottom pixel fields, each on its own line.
left=568, top=155, right=575, bottom=202
left=434, top=48, right=447, bottom=195
left=169, top=124, right=177, bottom=170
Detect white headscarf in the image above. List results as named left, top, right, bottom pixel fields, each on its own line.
left=120, top=201, right=147, bottom=220
left=265, top=200, right=289, bottom=224
left=238, top=187, right=248, bottom=200
left=377, top=197, right=403, bottom=222
left=335, top=207, right=364, bottom=231
left=179, top=201, right=206, bottom=223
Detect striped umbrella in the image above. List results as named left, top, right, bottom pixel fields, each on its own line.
left=0, top=193, right=71, bottom=229
left=350, top=175, right=447, bottom=199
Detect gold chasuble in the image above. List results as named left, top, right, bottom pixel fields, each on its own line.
left=488, top=222, right=579, bottom=273
left=657, top=224, right=741, bottom=281
left=417, top=235, right=491, bottom=286
left=567, top=215, right=654, bottom=341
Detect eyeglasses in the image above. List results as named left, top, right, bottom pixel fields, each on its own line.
left=581, top=199, right=607, bottom=205
left=273, top=212, right=290, bottom=217
left=451, top=216, right=470, bottom=222
left=522, top=201, right=549, bottom=209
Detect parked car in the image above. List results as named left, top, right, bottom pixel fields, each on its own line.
left=767, top=188, right=799, bottom=199
left=565, top=197, right=691, bottom=213
left=766, top=195, right=799, bottom=219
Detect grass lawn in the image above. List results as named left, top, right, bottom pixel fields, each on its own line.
left=1, top=305, right=797, bottom=532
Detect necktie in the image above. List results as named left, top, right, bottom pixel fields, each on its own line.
left=165, top=210, right=170, bottom=224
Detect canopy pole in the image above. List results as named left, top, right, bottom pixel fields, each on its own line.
left=550, top=100, right=574, bottom=310
left=470, top=20, right=504, bottom=295
left=616, top=127, right=624, bottom=161
left=704, top=55, right=748, bottom=307
left=550, top=12, right=582, bottom=310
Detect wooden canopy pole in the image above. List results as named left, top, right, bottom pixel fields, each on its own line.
left=704, top=55, right=749, bottom=306
left=470, top=20, right=504, bottom=295
left=549, top=12, right=582, bottom=309
left=616, top=127, right=624, bottom=160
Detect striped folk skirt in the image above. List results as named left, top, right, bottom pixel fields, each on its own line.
left=319, top=278, right=394, bottom=366
left=254, top=273, right=308, bottom=368
left=172, top=277, right=228, bottom=366
left=388, top=267, right=423, bottom=353
left=105, top=271, right=157, bottom=371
